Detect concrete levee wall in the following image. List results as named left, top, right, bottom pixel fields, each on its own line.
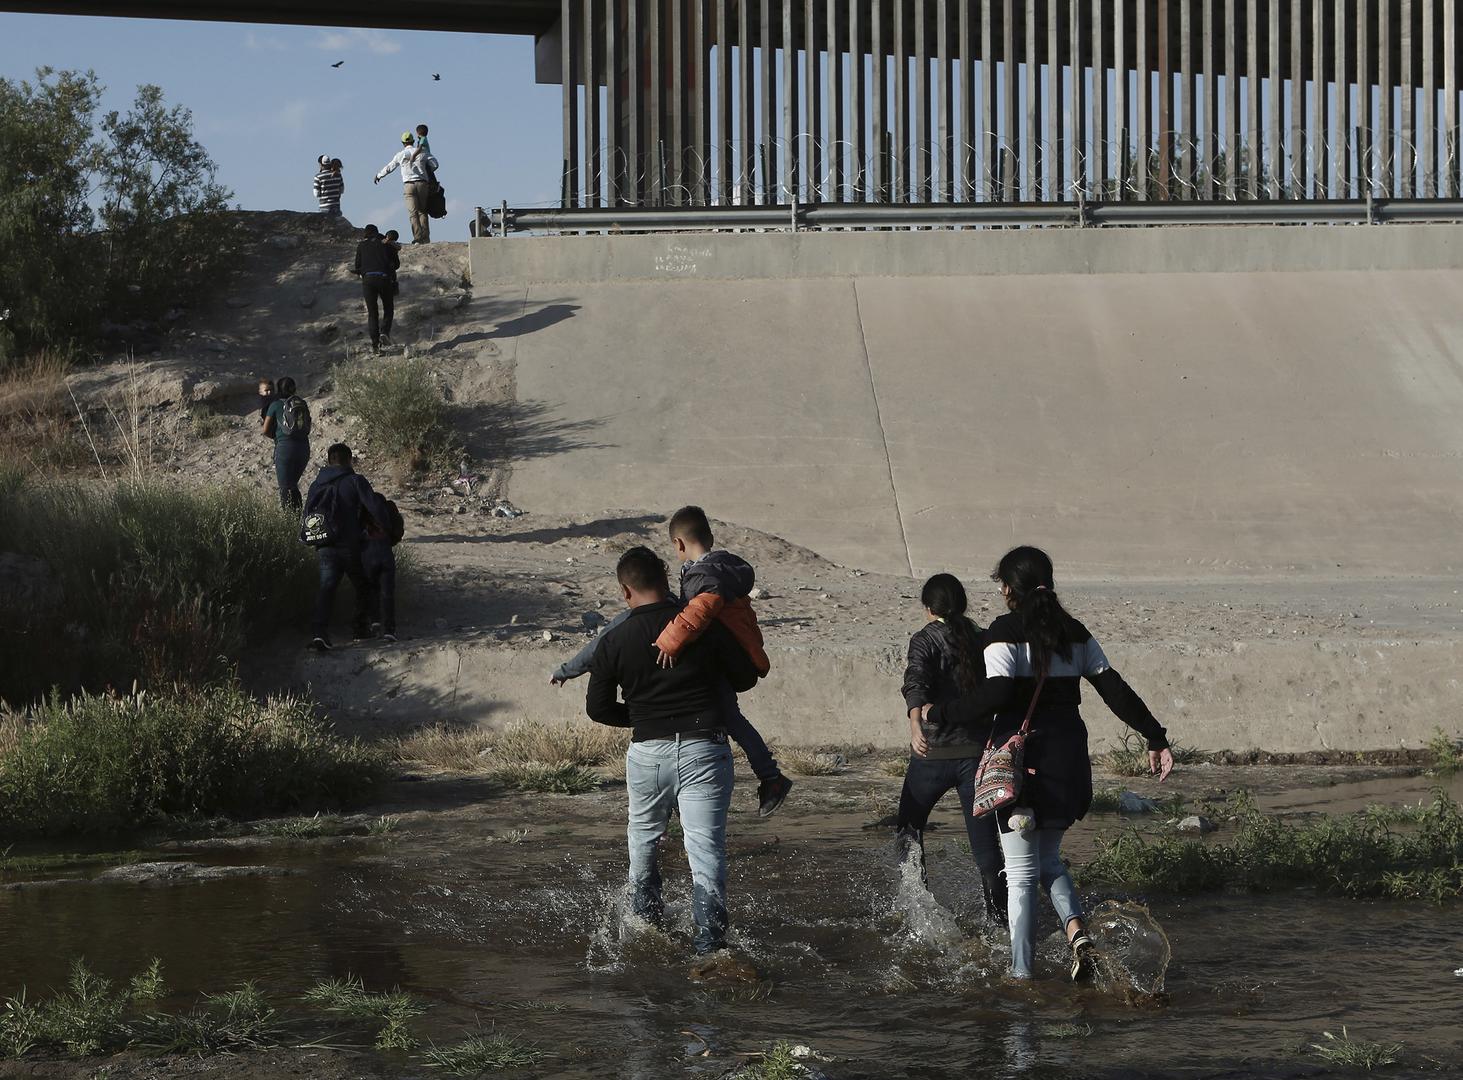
left=427, top=225, right=1463, bottom=752
left=312, top=636, right=1463, bottom=754
left=469, top=223, right=1463, bottom=285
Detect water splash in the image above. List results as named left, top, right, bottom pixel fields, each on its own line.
left=892, top=850, right=966, bottom=949
left=1086, top=900, right=1172, bottom=997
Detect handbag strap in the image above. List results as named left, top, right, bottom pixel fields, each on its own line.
left=982, top=669, right=1049, bottom=753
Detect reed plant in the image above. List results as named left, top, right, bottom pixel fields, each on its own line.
left=0, top=684, right=389, bottom=837
left=0, top=473, right=315, bottom=701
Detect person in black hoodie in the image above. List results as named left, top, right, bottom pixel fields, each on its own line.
left=585, top=546, right=760, bottom=957
left=896, top=573, right=1006, bottom=925
left=352, top=224, right=399, bottom=352
left=302, top=443, right=380, bottom=651
left=926, top=546, right=1175, bottom=983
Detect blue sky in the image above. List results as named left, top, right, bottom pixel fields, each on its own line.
left=0, top=13, right=564, bottom=238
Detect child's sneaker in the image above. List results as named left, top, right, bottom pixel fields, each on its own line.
left=757, top=774, right=793, bottom=818
left=1069, top=931, right=1096, bottom=983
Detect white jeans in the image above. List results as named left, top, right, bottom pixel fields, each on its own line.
left=998, top=823, right=1082, bottom=978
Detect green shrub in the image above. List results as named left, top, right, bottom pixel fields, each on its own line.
left=0, top=475, right=315, bottom=701
left=0, top=69, right=235, bottom=355
left=0, top=684, right=389, bottom=837
left=1080, top=789, right=1463, bottom=902
left=334, top=357, right=460, bottom=473
left=1426, top=727, right=1463, bottom=776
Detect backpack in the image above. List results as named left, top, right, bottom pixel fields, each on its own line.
left=278, top=395, right=311, bottom=439
left=379, top=498, right=405, bottom=545
left=300, top=476, right=346, bottom=547
left=427, top=181, right=447, bottom=219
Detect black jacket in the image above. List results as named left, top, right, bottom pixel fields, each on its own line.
left=679, top=549, right=756, bottom=601
left=901, top=617, right=990, bottom=759
left=930, top=610, right=1168, bottom=828
left=354, top=237, right=399, bottom=278
left=303, top=465, right=378, bottom=551
left=586, top=599, right=760, bottom=740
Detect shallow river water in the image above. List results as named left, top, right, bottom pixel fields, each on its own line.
left=1, top=768, right=1459, bottom=1079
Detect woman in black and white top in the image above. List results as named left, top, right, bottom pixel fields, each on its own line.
left=925, top=546, right=1175, bottom=982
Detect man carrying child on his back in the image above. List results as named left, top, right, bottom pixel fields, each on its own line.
left=552, top=508, right=793, bottom=818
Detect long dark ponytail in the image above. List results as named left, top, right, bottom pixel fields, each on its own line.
left=921, top=572, right=983, bottom=693
left=991, top=546, right=1073, bottom=679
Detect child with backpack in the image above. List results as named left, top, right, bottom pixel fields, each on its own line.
left=362, top=492, right=404, bottom=642
left=260, top=376, right=311, bottom=510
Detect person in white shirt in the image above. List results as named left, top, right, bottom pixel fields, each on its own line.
left=374, top=131, right=438, bottom=244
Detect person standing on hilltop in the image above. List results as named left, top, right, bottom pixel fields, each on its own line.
left=352, top=224, right=399, bottom=353
left=313, top=155, right=344, bottom=217
left=374, top=131, right=437, bottom=244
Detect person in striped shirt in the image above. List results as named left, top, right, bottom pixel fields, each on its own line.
left=313, top=155, right=344, bottom=217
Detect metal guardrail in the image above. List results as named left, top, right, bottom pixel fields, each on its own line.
left=477, top=198, right=1463, bottom=237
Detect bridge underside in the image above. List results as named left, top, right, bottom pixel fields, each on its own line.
left=1, top=0, right=559, bottom=35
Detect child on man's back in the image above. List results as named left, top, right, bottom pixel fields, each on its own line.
left=652, top=505, right=792, bottom=817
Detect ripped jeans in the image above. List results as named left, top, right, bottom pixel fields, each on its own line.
left=998, top=822, right=1083, bottom=979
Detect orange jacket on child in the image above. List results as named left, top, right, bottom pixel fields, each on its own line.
left=654, top=550, right=771, bottom=677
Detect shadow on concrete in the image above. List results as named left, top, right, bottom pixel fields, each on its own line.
left=460, top=397, right=610, bottom=467
left=488, top=301, right=579, bottom=339
left=414, top=514, right=663, bottom=547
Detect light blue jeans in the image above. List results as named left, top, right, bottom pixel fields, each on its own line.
left=625, top=735, right=734, bottom=954
left=998, top=823, right=1083, bottom=979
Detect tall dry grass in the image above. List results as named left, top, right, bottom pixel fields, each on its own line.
left=0, top=472, right=316, bottom=703
left=0, top=351, right=87, bottom=471
left=396, top=720, right=629, bottom=774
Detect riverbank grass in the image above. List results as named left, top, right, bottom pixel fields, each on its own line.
left=1309, top=1027, right=1403, bottom=1071
left=303, top=975, right=426, bottom=1051
left=422, top=1031, right=544, bottom=1073
left=733, top=1042, right=804, bottom=1080
left=0, top=684, right=389, bottom=836
left=1081, top=790, right=1463, bottom=902
left=0, top=474, right=315, bottom=700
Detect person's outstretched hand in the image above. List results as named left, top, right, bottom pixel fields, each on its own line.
left=1150, top=747, right=1175, bottom=781
left=652, top=645, right=677, bottom=669
left=373, top=176, right=381, bottom=185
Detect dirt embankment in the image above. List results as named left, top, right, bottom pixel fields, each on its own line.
left=49, top=210, right=1463, bottom=756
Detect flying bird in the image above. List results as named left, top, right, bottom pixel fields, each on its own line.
left=432, top=73, right=441, bottom=81
left=331, top=61, right=345, bottom=68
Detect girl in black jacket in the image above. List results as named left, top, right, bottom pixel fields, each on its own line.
left=925, top=547, right=1175, bottom=981
left=896, top=573, right=1006, bottom=924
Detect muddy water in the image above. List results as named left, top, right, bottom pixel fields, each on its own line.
left=1, top=770, right=1460, bottom=1079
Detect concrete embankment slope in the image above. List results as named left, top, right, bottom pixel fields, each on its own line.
left=471, top=224, right=1463, bottom=580
left=364, top=224, right=1463, bottom=753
